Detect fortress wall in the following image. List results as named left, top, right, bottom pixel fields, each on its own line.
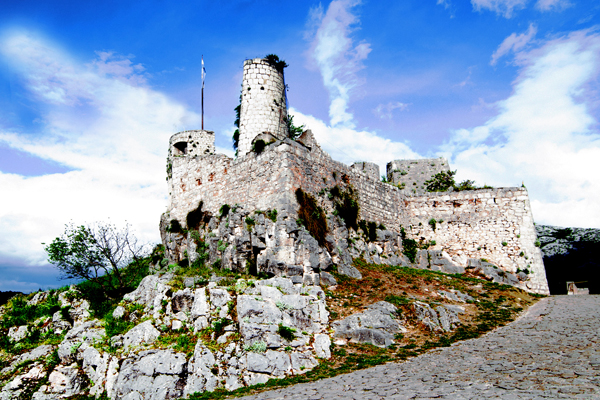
left=167, top=145, right=298, bottom=225
left=166, top=140, right=548, bottom=293
left=238, top=58, right=288, bottom=156
left=387, top=158, right=450, bottom=195
left=402, top=189, right=549, bottom=293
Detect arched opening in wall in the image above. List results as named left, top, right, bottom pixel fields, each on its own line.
left=174, top=142, right=188, bottom=155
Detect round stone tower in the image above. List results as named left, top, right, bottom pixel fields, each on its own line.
left=238, top=58, right=288, bottom=156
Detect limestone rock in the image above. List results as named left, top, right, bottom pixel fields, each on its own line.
left=113, top=349, right=187, bottom=400
left=333, top=301, right=403, bottom=347
left=8, top=325, right=28, bottom=342
left=313, top=334, right=331, bottom=358
left=122, top=320, right=160, bottom=352
left=124, top=275, right=171, bottom=313
left=172, top=288, right=195, bottom=313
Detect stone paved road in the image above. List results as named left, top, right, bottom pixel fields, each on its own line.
left=240, top=296, right=600, bottom=399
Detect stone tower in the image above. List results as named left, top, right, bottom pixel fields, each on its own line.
left=238, top=58, right=288, bottom=156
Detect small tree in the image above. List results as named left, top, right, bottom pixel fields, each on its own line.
left=425, top=170, right=456, bottom=192
left=44, top=222, right=150, bottom=299
left=285, top=114, right=305, bottom=140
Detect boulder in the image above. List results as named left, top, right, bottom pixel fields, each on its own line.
left=122, top=320, right=160, bottom=352
left=171, top=288, right=195, bottom=313
left=113, top=350, right=186, bottom=400
left=8, top=325, right=28, bottom=342
left=333, top=301, right=403, bottom=347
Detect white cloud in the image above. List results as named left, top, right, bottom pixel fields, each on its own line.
left=442, top=30, right=600, bottom=228
left=307, top=0, right=371, bottom=128
left=471, top=0, right=528, bottom=18
left=437, top=0, right=452, bottom=9
left=291, top=107, right=419, bottom=177
left=373, top=102, right=409, bottom=119
left=535, top=0, right=571, bottom=11
left=0, top=31, right=201, bottom=266
left=491, top=24, right=537, bottom=65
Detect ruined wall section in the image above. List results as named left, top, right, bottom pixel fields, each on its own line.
left=166, top=149, right=295, bottom=227
left=402, top=189, right=548, bottom=294
left=387, top=158, right=450, bottom=195
left=238, top=58, right=288, bottom=156
left=169, top=130, right=215, bottom=158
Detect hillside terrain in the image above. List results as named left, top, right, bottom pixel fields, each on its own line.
left=0, top=254, right=542, bottom=400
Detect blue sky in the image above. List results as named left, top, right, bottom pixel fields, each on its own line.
left=0, top=0, right=599, bottom=292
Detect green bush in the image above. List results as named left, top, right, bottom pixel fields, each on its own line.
left=0, top=294, right=60, bottom=329
left=267, top=209, right=278, bottom=222
left=277, top=324, right=296, bottom=341
left=219, top=204, right=231, bottom=218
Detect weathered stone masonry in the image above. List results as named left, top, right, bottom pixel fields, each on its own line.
left=164, top=132, right=549, bottom=294
left=162, top=56, right=549, bottom=295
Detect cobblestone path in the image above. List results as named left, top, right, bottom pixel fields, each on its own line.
left=241, top=296, right=600, bottom=399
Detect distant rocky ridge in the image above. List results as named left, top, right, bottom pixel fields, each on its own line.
left=536, top=225, right=600, bottom=294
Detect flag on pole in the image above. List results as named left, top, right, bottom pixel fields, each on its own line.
left=202, top=56, right=206, bottom=89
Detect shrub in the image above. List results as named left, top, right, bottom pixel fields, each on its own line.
left=264, top=54, right=288, bottom=73
left=425, top=170, right=456, bottom=192
left=219, top=204, right=231, bottom=218
left=285, top=115, right=305, bottom=140
left=277, top=324, right=296, bottom=341
left=267, top=209, right=278, bottom=222
left=244, top=340, right=267, bottom=353
left=428, top=218, right=437, bottom=232
left=358, top=220, right=378, bottom=242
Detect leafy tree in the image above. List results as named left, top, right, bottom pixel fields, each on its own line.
left=425, top=170, right=456, bottom=192
left=44, top=222, right=150, bottom=299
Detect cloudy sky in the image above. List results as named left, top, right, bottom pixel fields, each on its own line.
left=0, top=0, right=598, bottom=291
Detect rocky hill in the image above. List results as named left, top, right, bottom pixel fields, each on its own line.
left=0, top=256, right=542, bottom=400
left=536, top=225, right=600, bottom=294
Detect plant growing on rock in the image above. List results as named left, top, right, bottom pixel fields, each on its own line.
left=277, top=324, right=296, bottom=341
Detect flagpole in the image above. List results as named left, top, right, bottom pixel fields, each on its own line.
left=201, top=55, right=204, bottom=131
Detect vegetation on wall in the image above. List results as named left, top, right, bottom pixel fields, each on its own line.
left=264, top=54, right=288, bottom=73
left=329, top=185, right=359, bottom=230
left=425, top=170, right=489, bottom=192
left=284, top=115, right=305, bottom=140
left=295, top=188, right=329, bottom=247
left=232, top=95, right=241, bottom=156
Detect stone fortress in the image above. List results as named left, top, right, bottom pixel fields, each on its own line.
left=161, top=57, right=550, bottom=295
